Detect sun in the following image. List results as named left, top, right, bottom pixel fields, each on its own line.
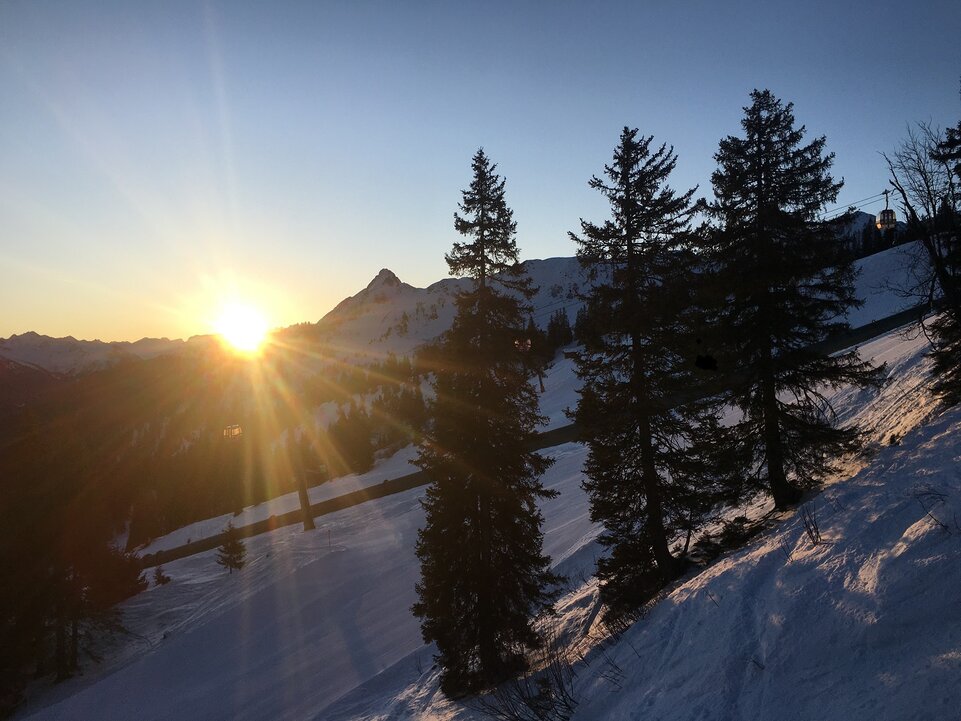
left=214, top=302, right=270, bottom=355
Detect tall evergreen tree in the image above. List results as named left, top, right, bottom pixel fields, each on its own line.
left=570, top=128, right=733, bottom=618
left=413, top=149, right=558, bottom=696
left=708, top=90, right=883, bottom=508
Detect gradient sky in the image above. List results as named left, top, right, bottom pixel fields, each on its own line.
left=2, top=0, right=960, bottom=342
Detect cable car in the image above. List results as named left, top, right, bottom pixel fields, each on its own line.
left=223, top=424, right=243, bottom=439
left=876, top=190, right=897, bottom=231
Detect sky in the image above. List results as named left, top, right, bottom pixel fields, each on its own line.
left=1, top=0, right=960, bottom=342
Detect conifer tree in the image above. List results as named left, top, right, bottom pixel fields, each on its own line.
left=570, top=128, right=733, bottom=617
left=153, top=565, right=171, bottom=586
left=546, top=309, right=573, bottom=354
left=216, top=521, right=247, bottom=574
left=413, top=149, right=558, bottom=696
left=708, top=90, right=883, bottom=508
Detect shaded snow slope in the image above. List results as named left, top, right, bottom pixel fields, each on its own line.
left=571, top=341, right=960, bottom=721
left=20, top=322, right=959, bottom=721
left=20, top=443, right=596, bottom=721
left=575, top=408, right=961, bottom=721
left=846, top=242, right=922, bottom=327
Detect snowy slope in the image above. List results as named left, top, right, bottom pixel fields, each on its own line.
left=570, top=334, right=959, bottom=721
left=19, top=321, right=961, bottom=721
left=845, top=242, right=923, bottom=327
left=137, top=445, right=421, bottom=555
left=323, top=325, right=961, bottom=721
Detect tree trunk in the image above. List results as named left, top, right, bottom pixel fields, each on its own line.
left=69, top=616, right=79, bottom=673
left=760, top=358, right=801, bottom=509
left=476, top=489, right=498, bottom=681
left=297, top=474, right=316, bottom=532
left=54, top=599, right=69, bottom=681
left=638, top=413, right=676, bottom=577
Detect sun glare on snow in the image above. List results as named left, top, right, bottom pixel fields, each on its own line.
left=214, top=302, right=270, bottom=354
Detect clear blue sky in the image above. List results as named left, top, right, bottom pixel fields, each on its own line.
left=1, top=0, right=959, bottom=341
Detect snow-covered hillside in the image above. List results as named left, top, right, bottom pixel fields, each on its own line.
left=17, top=320, right=961, bottom=721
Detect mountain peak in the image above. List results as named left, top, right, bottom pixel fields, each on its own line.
left=366, top=268, right=401, bottom=289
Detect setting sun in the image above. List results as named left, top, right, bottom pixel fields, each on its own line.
left=214, top=302, right=270, bottom=354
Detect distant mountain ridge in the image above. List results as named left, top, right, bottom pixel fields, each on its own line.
left=0, top=331, right=201, bottom=376
left=0, top=223, right=912, bottom=375
left=0, top=257, right=590, bottom=375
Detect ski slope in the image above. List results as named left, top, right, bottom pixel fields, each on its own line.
left=19, top=318, right=961, bottom=721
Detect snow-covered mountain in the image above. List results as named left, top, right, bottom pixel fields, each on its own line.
left=310, top=241, right=923, bottom=364
left=311, top=257, right=589, bottom=363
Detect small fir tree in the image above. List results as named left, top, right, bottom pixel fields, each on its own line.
left=216, top=522, right=247, bottom=574
left=413, top=148, right=558, bottom=696
left=570, top=128, right=735, bottom=617
left=707, top=90, right=883, bottom=508
left=153, top=565, right=171, bottom=586
left=545, top=309, right=573, bottom=354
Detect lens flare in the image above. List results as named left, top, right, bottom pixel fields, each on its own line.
left=214, top=302, right=269, bottom=354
